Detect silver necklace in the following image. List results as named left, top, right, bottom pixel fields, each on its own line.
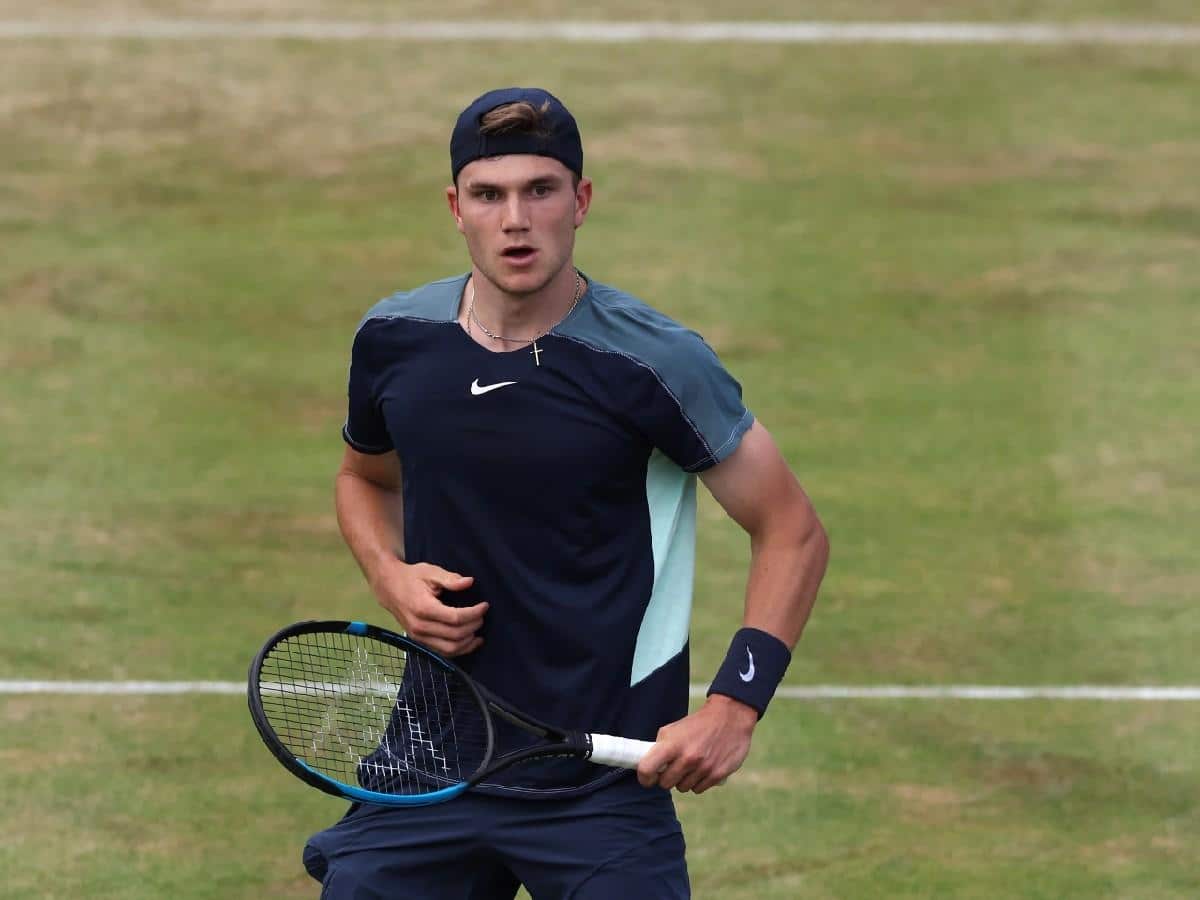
left=468, top=270, right=583, bottom=367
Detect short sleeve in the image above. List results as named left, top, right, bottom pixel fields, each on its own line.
left=630, top=331, right=754, bottom=473
left=341, top=321, right=394, bottom=455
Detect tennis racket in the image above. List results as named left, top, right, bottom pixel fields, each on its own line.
left=247, top=620, right=655, bottom=806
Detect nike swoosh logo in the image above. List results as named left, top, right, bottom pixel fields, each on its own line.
left=470, top=379, right=518, bottom=396
left=739, top=647, right=755, bottom=682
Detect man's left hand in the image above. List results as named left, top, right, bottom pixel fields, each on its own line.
left=636, top=694, right=758, bottom=794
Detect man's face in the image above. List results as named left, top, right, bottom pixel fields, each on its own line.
left=447, top=154, right=592, bottom=297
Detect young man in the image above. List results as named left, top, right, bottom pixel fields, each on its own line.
left=304, top=87, right=829, bottom=898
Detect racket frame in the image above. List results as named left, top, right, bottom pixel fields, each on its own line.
left=247, top=620, right=495, bottom=806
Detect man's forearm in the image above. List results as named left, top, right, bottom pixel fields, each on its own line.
left=701, top=512, right=828, bottom=721
left=741, top=513, right=829, bottom=648
left=334, top=470, right=406, bottom=584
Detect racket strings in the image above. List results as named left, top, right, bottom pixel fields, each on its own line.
left=258, top=632, right=489, bottom=796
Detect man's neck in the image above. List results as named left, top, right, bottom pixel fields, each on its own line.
left=465, top=265, right=582, bottom=340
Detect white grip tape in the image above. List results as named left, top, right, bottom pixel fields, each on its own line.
left=587, top=733, right=655, bottom=769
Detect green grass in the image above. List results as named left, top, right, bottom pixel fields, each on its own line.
left=3, top=0, right=1200, bottom=21
left=2, top=9, right=1198, bottom=899
left=2, top=698, right=1196, bottom=898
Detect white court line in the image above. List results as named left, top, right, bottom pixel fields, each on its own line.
left=2, top=681, right=1199, bottom=700
left=0, top=681, right=247, bottom=695
left=0, top=20, right=1199, bottom=44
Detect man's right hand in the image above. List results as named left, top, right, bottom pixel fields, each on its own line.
left=369, top=560, right=487, bottom=657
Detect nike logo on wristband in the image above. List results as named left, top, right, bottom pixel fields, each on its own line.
left=470, top=379, right=517, bottom=396
left=739, top=647, right=755, bottom=682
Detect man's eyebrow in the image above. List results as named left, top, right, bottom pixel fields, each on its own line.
left=466, top=175, right=562, bottom=192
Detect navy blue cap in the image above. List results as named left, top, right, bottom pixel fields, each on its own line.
left=450, top=87, right=583, bottom=182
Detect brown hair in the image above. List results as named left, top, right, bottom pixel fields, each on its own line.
left=478, top=100, right=554, bottom=137
left=470, top=99, right=581, bottom=187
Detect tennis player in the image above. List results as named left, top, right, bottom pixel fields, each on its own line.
left=303, top=87, right=829, bottom=898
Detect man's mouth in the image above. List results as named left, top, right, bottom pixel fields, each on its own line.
left=501, top=246, right=537, bottom=263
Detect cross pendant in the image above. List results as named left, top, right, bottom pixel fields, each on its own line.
left=531, top=341, right=543, bottom=367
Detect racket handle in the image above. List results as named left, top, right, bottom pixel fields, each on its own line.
left=587, top=733, right=655, bottom=769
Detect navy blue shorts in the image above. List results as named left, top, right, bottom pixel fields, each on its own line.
left=302, top=775, right=689, bottom=899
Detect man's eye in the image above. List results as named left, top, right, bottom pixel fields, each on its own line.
left=481, top=191, right=499, bottom=202
left=531, top=185, right=551, bottom=197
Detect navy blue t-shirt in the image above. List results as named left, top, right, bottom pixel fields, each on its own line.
left=343, top=273, right=753, bottom=798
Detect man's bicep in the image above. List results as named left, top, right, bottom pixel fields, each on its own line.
left=698, top=422, right=814, bottom=534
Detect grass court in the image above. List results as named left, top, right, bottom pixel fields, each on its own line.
left=1, top=3, right=1198, bottom=897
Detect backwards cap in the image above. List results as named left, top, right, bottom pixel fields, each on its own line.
left=450, top=87, right=583, bottom=182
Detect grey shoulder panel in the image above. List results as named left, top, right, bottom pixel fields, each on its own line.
left=357, top=273, right=467, bottom=331
left=558, top=281, right=752, bottom=467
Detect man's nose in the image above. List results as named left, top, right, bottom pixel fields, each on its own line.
left=502, top=196, right=530, bottom=231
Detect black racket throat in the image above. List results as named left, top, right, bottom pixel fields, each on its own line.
left=486, top=695, right=557, bottom=738
left=476, top=722, right=595, bottom=781
left=461, top=673, right=597, bottom=782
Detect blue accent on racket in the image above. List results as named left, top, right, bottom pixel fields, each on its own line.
left=294, top=759, right=469, bottom=806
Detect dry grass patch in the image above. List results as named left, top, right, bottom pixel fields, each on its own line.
left=701, top=323, right=784, bottom=358
left=0, top=744, right=92, bottom=776
left=905, top=140, right=1123, bottom=188
left=587, top=122, right=767, bottom=178
left=2, top=698, right=40, bottom=724
left=890, top=782, right=996, bottom=826
left=731, top=766, right=819, bottom=791
left=1078, top=834, right=1180, bottom=870
left=981, top=750, right=1104, bottom=797
left=2, top=42, right=463, bottom=176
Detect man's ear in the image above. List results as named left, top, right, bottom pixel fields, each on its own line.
left=446, top=184, right=465, bottom=234
left=573, top=176, right=593, bottom=229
